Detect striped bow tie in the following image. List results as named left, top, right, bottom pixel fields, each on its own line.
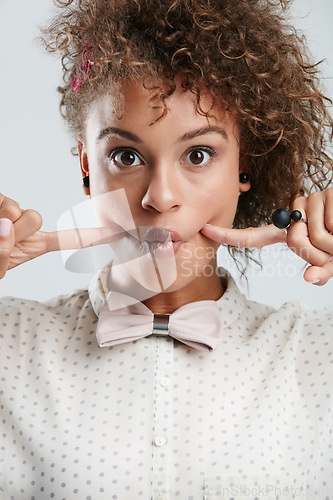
left=96, top=291, right=224, bottom=351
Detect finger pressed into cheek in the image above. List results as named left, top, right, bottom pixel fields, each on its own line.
left=201, top=223, right=286, bottom=248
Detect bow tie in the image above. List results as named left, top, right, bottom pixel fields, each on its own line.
left=96, top=291, right=224, bottom=351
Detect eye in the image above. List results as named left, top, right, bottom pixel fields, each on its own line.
left=110, top=148, right=142, bottom=168
left=184, top=147, right=216, bottom=166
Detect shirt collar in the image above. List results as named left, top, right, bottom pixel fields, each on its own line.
left=88, top=262, right=245, bottom=330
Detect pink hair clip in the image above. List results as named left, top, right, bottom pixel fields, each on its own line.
left=72, top=41, right=94, bottom=92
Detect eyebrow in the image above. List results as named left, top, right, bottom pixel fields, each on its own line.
left=97, top=127, right=143, bottom=143
left=96, top=125, right=229, bottom=143
left=179, top=126, right=229, bottom=143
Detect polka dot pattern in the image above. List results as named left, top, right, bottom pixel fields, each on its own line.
left=0, top=266, right=332, bottom=499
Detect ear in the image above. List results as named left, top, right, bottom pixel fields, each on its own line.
left=239, top=150, right=251, bottom=193
left=78, top=139, right=90, bottom=196
left=239, top=170, right=251, bottom=193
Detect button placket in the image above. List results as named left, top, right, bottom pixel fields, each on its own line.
left=152, top=336, right=173, bottom=500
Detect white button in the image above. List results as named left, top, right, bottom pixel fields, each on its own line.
left=160, top=376, right=169, bottom=388
left=154, top=435, right=167, bottom=447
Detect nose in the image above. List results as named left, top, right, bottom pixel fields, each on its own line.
left=141, top=163, right=182, bottom=213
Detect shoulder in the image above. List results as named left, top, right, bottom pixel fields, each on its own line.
left=243, top=295, right=333, bottom=337
left=0, top=287, right=91, bottom=320
left=218, top=269, right=332, bottom=338
left=0, top=288, right=96, bottom=351
left=240, top=296, right=333, bottom=373
left=251, top=297, right=332, bottom=334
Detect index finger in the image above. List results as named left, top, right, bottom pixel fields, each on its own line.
left=201, top=223, right=287, bottom=248
left=44, top=225, right=128, bottom=253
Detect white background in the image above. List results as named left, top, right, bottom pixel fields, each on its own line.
left=0, top=0, right=332, bottom=308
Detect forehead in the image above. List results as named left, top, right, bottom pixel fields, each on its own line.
left=84, top=79, right=238, bottom=138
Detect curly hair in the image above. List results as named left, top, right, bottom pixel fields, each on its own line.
left=41, top=0, right=333, bottom=253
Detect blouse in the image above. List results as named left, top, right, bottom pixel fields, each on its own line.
left=0, top=264, right=332, bottom=500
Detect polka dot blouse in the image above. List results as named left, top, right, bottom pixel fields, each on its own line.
left=0, top=265, right=332, bottom=499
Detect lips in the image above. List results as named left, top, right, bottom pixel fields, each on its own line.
left=143, top=226, right=181, bottom=245
left=141, top=226, right=182, bottom=260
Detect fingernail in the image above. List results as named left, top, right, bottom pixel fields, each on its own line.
left=0, top=218, right=12, bottom=236
left=328, top=256, right=333, bottom=263
left=309, top=279, right=320, bottom=284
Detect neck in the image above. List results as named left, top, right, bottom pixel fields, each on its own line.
left=142, top=272, right=224, bottom=314
left=107, top=261, right=225, bottom=314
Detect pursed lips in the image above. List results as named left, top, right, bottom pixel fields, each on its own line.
left=143, top=226, right=181, bottom=245
left=117, top=226, right=182, bottom=258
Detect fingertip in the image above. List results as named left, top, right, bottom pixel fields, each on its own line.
left=303, top=266, right=329, bottom=286
left=307, top=279, right=321, bottom=285
left=200, top=223, right=208, bottom=233
left=200, top=222, right=218, bottom=236
left=0, top=218, right=13, bottom=237
left=200, top=223, right=228, bottom=246
left=200, top=223, right=212, bottom=233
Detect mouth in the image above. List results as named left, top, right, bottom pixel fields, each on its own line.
left=116, top=225, right=183, bottom=261
left=142, top=226, right=182, bottom=259
left=144, top=226, right=180, bottom=243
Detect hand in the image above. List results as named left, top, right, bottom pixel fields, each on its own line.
left=200, top=188, right=333, bottom=286
left=0, top=193, right=126, bottom=280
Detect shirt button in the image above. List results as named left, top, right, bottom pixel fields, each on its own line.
left=156, top=494, right=167, bottom=500
left=159, top=376, right=169, bottom=388
left=154, top=435, right=167, bottom=447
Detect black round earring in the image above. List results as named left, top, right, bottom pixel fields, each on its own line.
left=239, top=173, right=250, bottom=183
left=82, top=176, right=90, bottom=188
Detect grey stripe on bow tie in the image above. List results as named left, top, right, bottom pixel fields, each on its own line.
left=152, top=314, right=170, bottom=335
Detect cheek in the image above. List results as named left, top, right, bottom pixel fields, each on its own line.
left=87, top=155, right=108, bottom=196
left=202, top=176, right=240, bottom=228
left=89, top=163, right=124, bottom=199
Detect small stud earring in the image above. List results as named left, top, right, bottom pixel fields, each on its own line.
left=82, top=176, right=90, bottom=188
left=239, top=173, right=250, bottom=183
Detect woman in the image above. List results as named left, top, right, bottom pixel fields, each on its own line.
left=0, top=0, right=332, bottom=498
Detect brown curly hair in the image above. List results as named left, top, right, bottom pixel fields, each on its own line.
left=41, top=0, right=333, bottom=242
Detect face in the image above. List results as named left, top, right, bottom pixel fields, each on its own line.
left=79, top=79, right=250, bottom=305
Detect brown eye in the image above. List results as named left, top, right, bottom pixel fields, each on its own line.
left=120, top=152, right=135, bottom=165
left=185, top=148, right=213, bottom=166
left=189, top=150, right=205, bottom=164
left=112, top=149, right=141, bottom=167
